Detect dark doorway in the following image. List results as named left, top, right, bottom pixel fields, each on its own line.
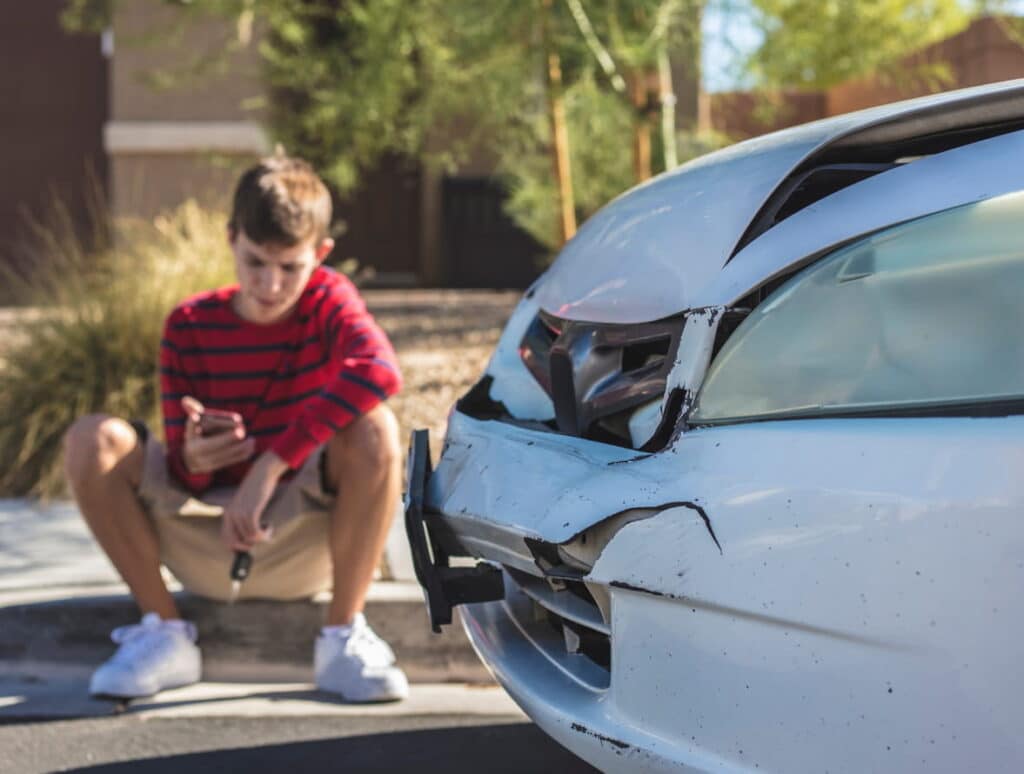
left=333, top=155, right=421, bottom=285
left=441, top=177, right=547, bottom=289
left=0, top=3, right=109, bottom=288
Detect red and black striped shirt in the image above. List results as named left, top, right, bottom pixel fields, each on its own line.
left=159, top=266, right=401, bottom=493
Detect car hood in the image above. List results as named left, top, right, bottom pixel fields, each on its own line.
left=532, top=79, right=1024, bottom=324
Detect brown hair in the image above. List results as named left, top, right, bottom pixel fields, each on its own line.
left=228, top=155, right=332, bottom=246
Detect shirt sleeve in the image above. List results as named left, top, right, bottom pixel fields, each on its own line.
left=160, top=311, right=214, bottom=494
left=269, top=285, right=403, bottom=469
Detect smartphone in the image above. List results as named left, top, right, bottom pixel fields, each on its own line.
left=198, top=408, right=244, bottom=436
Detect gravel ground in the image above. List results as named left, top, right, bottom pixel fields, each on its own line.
left=365, top=290, right=519, bottom=459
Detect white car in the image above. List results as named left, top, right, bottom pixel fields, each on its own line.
left=406, top=80, right=1024, bottom=773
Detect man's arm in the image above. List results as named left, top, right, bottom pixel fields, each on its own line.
left=268, top=282, right=402, bottom=471
left=220, top=448, right=287, bottom=551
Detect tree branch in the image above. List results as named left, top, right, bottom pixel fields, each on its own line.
left=564, top=0, right=627, bottom=92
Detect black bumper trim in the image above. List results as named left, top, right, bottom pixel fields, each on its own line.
left=404, top=429, right=505, bottom=632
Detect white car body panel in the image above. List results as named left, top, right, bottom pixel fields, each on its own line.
left=442, top=414, right=1024, bottom=771
left=533, top=80, right=1024, bottom=324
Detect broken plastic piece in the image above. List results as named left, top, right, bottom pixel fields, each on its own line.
left=405, top=429, right=505, bottom=632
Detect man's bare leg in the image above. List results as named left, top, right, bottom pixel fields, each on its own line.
left=322, top=404, right=403, bottom=626
left=64, top=415, right=179, bottom=620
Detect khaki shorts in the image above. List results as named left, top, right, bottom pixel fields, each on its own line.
left=137, top=438, right=334, bottom=602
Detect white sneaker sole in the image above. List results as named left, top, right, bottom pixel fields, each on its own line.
left=90, top=666, right=201, bottom=699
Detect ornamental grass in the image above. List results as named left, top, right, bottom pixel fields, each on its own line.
left=0, top=200, right=235, bottom=497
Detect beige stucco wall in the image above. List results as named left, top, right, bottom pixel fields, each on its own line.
left=110, top=152, right=256, bottom=222
left=110, top=2, right=263, bottom=123
left=107, top=1, right=268, bottom=220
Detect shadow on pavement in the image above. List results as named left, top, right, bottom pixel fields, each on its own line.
left=113, top=686, right=401, bottom=715
left=60, top=722, right=600, bottom=773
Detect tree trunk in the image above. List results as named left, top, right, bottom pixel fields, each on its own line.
left=542, top=0, right=576, bottom=245
left=658, top=42, right=678, bottom=170
left=698, top=88, right=712, bottom=134
left=630, top=70, right=653, bottom=182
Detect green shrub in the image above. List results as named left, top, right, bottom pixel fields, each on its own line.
left=0, top=201, right=236, bottom=497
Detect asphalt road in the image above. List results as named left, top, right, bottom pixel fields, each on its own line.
left=0, top=714, right=599, bottom=774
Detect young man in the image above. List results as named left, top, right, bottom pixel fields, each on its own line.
left=63, top=155, right=408, bottom=702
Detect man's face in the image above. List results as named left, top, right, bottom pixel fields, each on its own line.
left=229, top=229, right=334, bottom=325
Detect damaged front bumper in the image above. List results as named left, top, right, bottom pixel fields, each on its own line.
left=403, top=413, right=736, bottom=771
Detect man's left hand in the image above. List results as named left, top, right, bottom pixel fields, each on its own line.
left=221, top=451, right=291, bottom=551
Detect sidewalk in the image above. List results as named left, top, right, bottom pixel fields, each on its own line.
left=0, top=498, right=509, bottom=722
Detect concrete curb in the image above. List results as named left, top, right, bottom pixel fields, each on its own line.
left=0, top=584, right=491, bottom=685
left=0, top=500, right=490, bottom=685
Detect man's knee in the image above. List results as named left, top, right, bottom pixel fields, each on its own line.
left=64, top=414, right=142, bottom=483
left=326, top=405, right=401, bottom=483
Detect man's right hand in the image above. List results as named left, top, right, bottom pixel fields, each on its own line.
left=180, top=396, right=255, bottom=475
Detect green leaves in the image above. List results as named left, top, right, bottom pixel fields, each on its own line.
left=247, top=0, right=699, bottom=243
left=61, top=0, right=113, bottom=34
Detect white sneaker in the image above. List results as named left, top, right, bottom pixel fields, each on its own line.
left=89, top=613, right=201, bottom=698
left=315, top=613, right=409, bottom=702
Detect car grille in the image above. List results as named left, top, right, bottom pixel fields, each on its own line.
left=519, top=310, right=685, bottom=449
left=503, top=565, right=610, bottom=690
